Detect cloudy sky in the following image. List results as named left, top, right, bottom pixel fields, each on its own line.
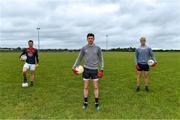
left=0, top=0, right=180, bottom=49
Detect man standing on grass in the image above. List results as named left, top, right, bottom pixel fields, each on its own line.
left=135, top=37, right=157, bottom=92
left=20, top=40, right=39, bottom=87
left=72, top=33, right=104, bottom=111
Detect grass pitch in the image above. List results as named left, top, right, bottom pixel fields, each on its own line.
left=0, top=52, right=179, bottom=119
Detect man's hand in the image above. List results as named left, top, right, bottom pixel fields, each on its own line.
left=136, top=64, right=140, bottom=71
left=151, top=62, right=157, bottom=67
left=19, top=56, right=23, bottom=61
left=98, top=70, right=103, bottom=78
left=36, top=64, right=39, bottom=68
left=72, top=68, right=78, bottom=75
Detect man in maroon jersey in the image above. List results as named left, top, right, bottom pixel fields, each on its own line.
left=20, top=40, right=39, bottom=87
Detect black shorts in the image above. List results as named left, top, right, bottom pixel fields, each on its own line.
left=83, top=68, right=98, bottom=80
left=138, top=63, right=149, bottom=71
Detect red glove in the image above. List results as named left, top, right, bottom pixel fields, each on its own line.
left=151, top=62, right=157, bottom=67
left=72, top=69, right=78, bottom=75
left=136, top=64, right=140, bottom=71
left=98, top=70, right=103, bottom=78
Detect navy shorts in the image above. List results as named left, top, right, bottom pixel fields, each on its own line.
left=138, top=63, right=149, bottom=71
left=83, top=68, right=98, bottom=80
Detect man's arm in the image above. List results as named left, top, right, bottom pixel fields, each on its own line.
left=72, top=47, right=84, bottom=69
left=35, top=50, right=39, bottom=64
left=19, top=49, right=26, bottom=58
left=135, top=49, right=138, bottom=65
left=149, top=48, right=157, bottom=62
left=135, top=48, right=141, bottom=70
left=98, top=47, right=104, bottom=71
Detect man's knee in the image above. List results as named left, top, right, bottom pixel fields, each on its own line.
left=137, top=71, right=142, bottom=75
left=84, top=86, right=89, bottom=90
left=144, top=72, right=148, bottom=78
left=137, top=76, right=141, bottom=80
left=94, top=86, right=98, bottom=90
left=93, top=83, right=98, bottom=90
left=144, top=76, right=148, bottom=79
left=84, top=84, right=89, bottom=90
left=30, top=70, right=35, bottom=75
left=22, top=71, right=27, bottom=76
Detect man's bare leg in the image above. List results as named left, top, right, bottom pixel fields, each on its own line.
left=22, top=67, right=27, bottom=83
left=83, top=80, right=89, bottom=110
left=144, top=71, right=149, bottom=91
left=136, top=71, right=142, bottom=91
left=93, top=80, right=99, bottom=102
left=30, top=70, right=35, bottom=87
left=93, top=80, right=100, bottom=111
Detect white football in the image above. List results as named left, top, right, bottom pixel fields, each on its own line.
left=148, top=59, right=155, bottom=66
left=21, top=55, right=27, bottom=61
left=22, top=83, right=28, bottom=88
left=75, top=65, right=84, bottom=74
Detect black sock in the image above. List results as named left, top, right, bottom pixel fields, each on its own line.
left=136, top=86, right=140, bottom=92
left=95, top=98, right=99, bottom=103
left=84, top=97, right=88, bottom=103
left=145, top=86, right=149, bottom=91
left=30, top=81, right=34, bottom=86
left=23, top=77, right=27, bottom=83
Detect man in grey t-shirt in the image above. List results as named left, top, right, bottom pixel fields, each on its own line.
left=72, top=33, right=104, bottom=111
left=135, top=37, right=157, bottom=92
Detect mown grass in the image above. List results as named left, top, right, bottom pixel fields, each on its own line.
left=0, top=52, right=179, bottom=119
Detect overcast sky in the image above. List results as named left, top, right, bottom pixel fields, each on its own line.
left=0, top=0, right=180, bottom=49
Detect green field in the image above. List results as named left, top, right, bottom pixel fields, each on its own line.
left=0, top=52, right=180, bottom=119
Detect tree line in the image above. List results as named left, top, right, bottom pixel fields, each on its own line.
left=0, top=47, right=180, bottom=52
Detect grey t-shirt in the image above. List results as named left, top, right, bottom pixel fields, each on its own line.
left=135, top=45, right=157, bottom=64
left=73, top=44, right=104, bottom=70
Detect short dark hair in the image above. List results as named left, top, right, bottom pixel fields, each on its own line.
left=28, top=40, right=33, bottom=43
left=87, top=33, right=95, bottom=38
